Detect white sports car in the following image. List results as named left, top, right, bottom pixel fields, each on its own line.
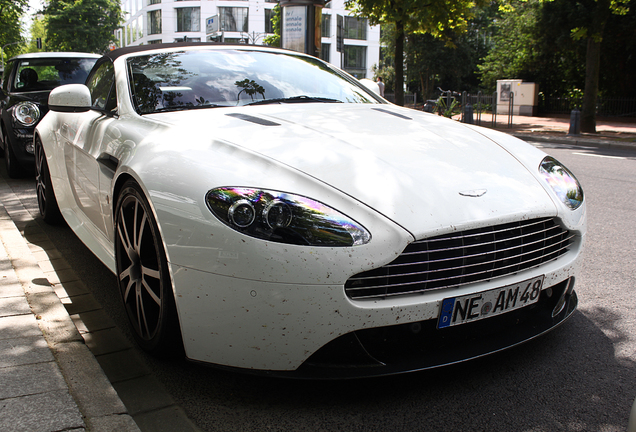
left=35, top=43, right=586, bottom=378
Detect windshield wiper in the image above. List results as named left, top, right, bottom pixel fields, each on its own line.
left=245, top=96, right=343, bottom=106
left=153, top=103, right=223, bottom=113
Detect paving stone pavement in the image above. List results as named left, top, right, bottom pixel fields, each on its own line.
left=0, top=176, right=200, bottom=432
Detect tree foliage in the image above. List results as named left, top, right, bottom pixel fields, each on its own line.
left=263, top=4, right=281, bottom=47
left=0, top=0, right=28, bottom=63
left=346, top=0, right=486, bottom=106
left=44, top=0, right=123, bottom=53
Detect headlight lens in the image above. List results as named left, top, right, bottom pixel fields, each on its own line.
left=13, top=102, right=40, bottom=126
left=206, top=187, right=371, bottom=246
left=539, top=156, right=583, bottom=209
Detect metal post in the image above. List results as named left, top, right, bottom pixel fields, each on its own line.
left=508, top=92, right=514, bottom=128
left=492, top=92, right=497, bottom=128
left=476, top=91, right=482, bottom=126
left=568, top=109, right=581, bottom=136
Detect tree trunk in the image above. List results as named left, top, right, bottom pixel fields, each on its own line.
left=394, top=20, right=405, bottom=106
left=581, top=36, right=602, bottom=133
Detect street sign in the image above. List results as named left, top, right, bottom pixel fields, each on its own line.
left=206, top=16, right=219, bottom=35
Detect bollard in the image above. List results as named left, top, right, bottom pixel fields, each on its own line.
left=463, top=103, right=474, bottom=124
left=568, top=109, right=581, bottom=136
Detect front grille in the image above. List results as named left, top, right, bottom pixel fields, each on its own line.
left=345, top=218, right=574, bottom=300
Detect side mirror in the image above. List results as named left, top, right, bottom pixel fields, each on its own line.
left=49, top=84, right=91, bottom=113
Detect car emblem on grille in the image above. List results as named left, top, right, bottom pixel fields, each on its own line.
left=459, top=189, right=487, bottom=197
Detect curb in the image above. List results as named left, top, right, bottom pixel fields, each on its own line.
left=511, top=133, right=636, bottom=151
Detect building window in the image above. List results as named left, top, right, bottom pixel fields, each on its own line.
left=176, top=7, right=200, bottom=32
left=320, top=43, right=330, bottom=63
left=148, top=0, right=160, bottom=4
left=219, top=7, right=248, bottom=32
left=148, top=39, right=162, bottom=44
left=321, top=14, right=331, bottom=38
left=344, top=16, right=366, bottom=40
left=148, top=9, right=162, bottom=35
left=343, top=45, right=366, bottom=78
left=265, top=8, right=275, bottom=33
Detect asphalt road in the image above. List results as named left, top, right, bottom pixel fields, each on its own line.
left=2, top=142, right=635, bottom=432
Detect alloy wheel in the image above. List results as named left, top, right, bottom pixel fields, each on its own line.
left=116, top=190, right=164, bottom=344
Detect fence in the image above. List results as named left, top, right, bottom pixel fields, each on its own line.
left=539, top=96, right=636, bottom=117
left=384, top=93, right=417, bottom=106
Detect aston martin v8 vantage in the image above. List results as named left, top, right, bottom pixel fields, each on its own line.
left=34, top=43, right=586, bottom=378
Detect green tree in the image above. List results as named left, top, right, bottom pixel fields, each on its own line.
left=44, top=0, right=123, bottom=53
left=25, top=17, right=47, bottom=53
left=0, top=0, right=28, bottom=64
left=263, top=4, right=281, bottom=47
left=570, top=0, right=631, bottom=132
left=346, top=0, right=485, bottom=106
left=477, top=0, right=543, bottom=91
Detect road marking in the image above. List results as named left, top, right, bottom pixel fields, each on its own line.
left=572, top=152, right=626, bottom=160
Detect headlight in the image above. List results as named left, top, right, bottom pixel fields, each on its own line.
left=539, top=156, right=583, bottom=210
left=13, top=102, right=40, bottom=126
left=206, top=187, right=371, bottom=246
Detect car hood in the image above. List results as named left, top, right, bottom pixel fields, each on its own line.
left=149, top=104, right=556, bottom=238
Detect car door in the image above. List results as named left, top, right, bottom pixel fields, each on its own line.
left=63, top=60, right=120, bottom=242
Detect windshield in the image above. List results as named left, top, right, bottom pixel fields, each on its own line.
left=12, top=57, right=98, bottom=92
left=127, top=49, right=382, bottom=114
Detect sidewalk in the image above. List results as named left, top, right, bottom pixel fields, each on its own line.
left=466, top=113, right=636, bottom=149
left=0, top=201, right=140, bottom=431
left=0, top=114, right=634, bottom=432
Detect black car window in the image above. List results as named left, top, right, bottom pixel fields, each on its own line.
left=11, top=57, right=97, bottom=92
left=86, top=61, right=117, bottom=112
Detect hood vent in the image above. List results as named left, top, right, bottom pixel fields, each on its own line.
left=371, top=108, right=412, bottom=120
left=226, top=113, right=280, bottom=126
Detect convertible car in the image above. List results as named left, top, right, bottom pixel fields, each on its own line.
left=35, top=43, right=586, bottom=378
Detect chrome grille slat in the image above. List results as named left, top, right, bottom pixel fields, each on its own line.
left=346, top=241, right=571, bottom=293
left=399, top=223, right=562, bottom=257
left=345, top=218, right=574, bottom=300
left=349, top=236, right=574, bottom=282
left=382, top=231, right=575, bottom=269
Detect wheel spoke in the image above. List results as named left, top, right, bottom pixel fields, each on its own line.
left=117, top=207, right=134, bottom=256
left=142, top=277, right=161, bottom=306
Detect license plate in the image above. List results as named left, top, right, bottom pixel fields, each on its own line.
left=437, top=275, right=544, bottom=329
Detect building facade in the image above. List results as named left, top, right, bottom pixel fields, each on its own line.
left=117, top=0, right=380, bottom=79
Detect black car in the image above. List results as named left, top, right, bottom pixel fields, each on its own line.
left=0, top=52, right=100, bottom=177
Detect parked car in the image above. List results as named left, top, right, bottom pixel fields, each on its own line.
left=35, top=43, right=586, bottom=378
left=0, top=52, right=100, bottom=177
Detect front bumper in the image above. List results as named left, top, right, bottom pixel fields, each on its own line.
left=171, top=251, right=580, bottom=376
left=295, top=278, right=577, bottom=378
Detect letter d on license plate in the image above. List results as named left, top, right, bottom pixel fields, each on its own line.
left=437, top=275, right=544, bottom=329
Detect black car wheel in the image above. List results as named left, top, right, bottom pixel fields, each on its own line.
left=35, top=136, right=63, bottom=224
left=115, top=180, right=183, bottom=356
left=0, top=125, right=6, bottom=159
left=4, top=133, right=23, bottom=178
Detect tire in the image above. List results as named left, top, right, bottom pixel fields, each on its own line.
left=115, top=180, right=183, bottom=357
left=35, top=137, right=63, bottom=224
left=4, top=133, right=23, bottom=178
left=0, top=125, right=6, bottom=158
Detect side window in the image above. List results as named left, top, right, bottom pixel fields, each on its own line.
left=86, top=61, right=116, bottom=112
